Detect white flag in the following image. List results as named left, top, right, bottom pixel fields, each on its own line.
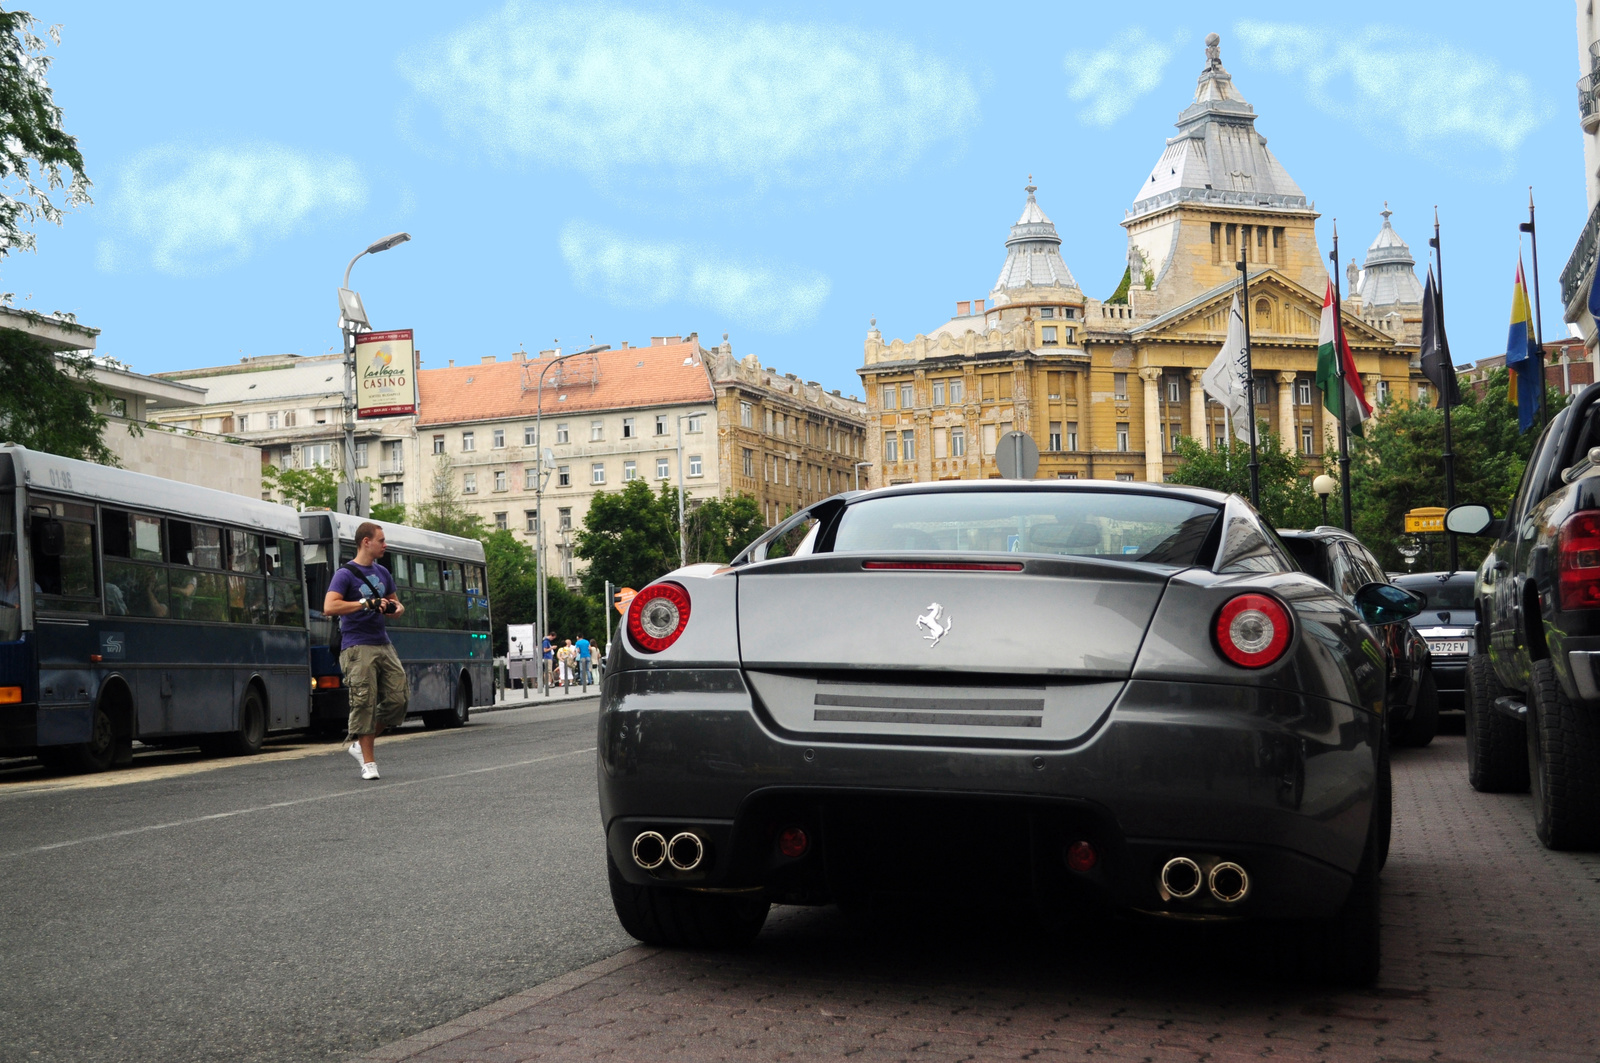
left=1201, top=294, right=1253, bottom=444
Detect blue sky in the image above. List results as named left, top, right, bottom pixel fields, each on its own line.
left=1, top=1, right=1584, bottom=397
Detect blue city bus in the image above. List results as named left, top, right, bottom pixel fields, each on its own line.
left=0, top=446, right=310, bottom=771
left=300, top=512, right=492, bottom=732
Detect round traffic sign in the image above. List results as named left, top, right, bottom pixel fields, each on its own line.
left=995, top=430, right=1040, bottom=479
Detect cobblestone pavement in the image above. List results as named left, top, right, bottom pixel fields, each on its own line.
left=357, top=735, right=1600, bottom=1062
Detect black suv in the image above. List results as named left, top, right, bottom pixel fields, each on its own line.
left=1279, top=527, right=1438, bottom=747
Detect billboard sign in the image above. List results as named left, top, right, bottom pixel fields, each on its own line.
left=354, top=329, right=417, bottom=418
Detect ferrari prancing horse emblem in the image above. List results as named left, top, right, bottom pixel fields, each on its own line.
left=917, top=602, right=953, bottom=647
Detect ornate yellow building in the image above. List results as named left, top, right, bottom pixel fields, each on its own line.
left=858, top=35, right=1429, bottom=486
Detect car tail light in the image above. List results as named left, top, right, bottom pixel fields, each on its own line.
left=1214, top=593, right=1292, bottom=668
left=627, top=582, right=691, bottom=653
left=0, top=686, right=19, bottom=704
left=1559, top=511, right=1600, bottom=610
left=315, top=675, right=342, bottom=690
left=862, top=561, right=1024, bottom=572
left=778, top=827, right=809, bottom=858
left=1066, top=840, right=1098, bottom=873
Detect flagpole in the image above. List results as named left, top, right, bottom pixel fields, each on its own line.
left=1520, top=188, right=1548, bottom=430
left=1430, top=207, right=1459, bottom=571
left=1236, top=258, right=1261, bottom=508
left=1328, top=223, right=1354, bottom=532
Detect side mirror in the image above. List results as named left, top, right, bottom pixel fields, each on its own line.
left=1354, top=582, right=1423, bottom=626
left=35, top=519, right=64, bottom=558
left=1445, top=504, right=1501, bottom=538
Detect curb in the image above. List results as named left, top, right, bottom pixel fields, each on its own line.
left=352, top=945, right=660, bottom=1062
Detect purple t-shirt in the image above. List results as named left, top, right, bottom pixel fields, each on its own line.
left=328, top=561, right=396, bottom=647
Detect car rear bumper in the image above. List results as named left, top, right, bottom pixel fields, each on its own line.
left=597, top=669, right=1376, bottom=921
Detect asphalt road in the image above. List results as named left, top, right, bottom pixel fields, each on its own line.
left=0, top=699, right=631, bottom=1063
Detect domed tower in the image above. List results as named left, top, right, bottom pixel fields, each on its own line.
left=989, top=182, right=1079, bottom=306
left=1356, top=207, right=1424, bottom=308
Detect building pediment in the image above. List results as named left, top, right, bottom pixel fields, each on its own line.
left=1130, top=268, right=1395, bottom=349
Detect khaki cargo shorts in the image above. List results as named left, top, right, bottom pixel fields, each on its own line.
left=341, top=643, right=409, bottom=736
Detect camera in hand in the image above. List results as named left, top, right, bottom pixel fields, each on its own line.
left=362, top=596, right=397, bottom=615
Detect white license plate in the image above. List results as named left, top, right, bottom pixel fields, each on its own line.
left=1428, top=640, right=1471, bottom=656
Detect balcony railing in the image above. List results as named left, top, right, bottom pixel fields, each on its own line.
left=379, top=459, right=404, bottom=476
left=1560, top=198, right=1600, bottom=310
left=1589, top=39, right=1600, bottom=72
left=1581, top=72, right=1600, bottom=132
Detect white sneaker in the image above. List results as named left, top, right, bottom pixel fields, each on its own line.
left=347, top=742, right=363, bottom=765
left=361, top=762, right=380, bottom=780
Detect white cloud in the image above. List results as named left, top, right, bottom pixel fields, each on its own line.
left=1233, top=21, right=1549, bottom=169
left=101, top=144, right=366, bottom=276
left=398, top=3, right=978, bottom=194
left=560, top=221, right=829, bottom=331
left=1064, top=29, right=1181, bottom=126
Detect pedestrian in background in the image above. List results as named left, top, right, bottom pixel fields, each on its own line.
left=590, top=640, right=602, bottom=683
left=541, top=632, right=554, bottom=687
left=557, top=638, right=576, bottom=686
left=575, top=633, right=591, bottom=685
left=323, top=522, right=407, bottom=781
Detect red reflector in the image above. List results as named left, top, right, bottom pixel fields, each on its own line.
left=1214, top=593, right=1293, bottom=668
left=1066, top=840, right=1098, bottom=873
left=627, top=582, right=692, bottom=653
left=778, top=827, right=809, bottom=858
left=0, top=686, right=20, bottom=704
left=862, top=561, right=1024, bottom=571
left=1559, top=510, right=1600, bottom=610
left=316, top=675, right=342, bottom=690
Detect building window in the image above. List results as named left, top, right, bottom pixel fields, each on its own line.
left=524, top=467, right=538, bottom=490
left=494, top=511, right=508, bottom=530
left=1116, top=423, right=1130, bottom=452
left=525, top=510, right=538, bottom=533
left=901, top=430, right=915, bottom=462
left=740, top=402, right=753, bottom=427
left=556, top=423, right=569, bottom=444
left=1115, top=472, right=1135, bottom=482
left=1301, top=425, right=1315, bottom=454
left=623, top=460, right=637, bottom=481
left=622, top=417, right=636, bottom=438
left=1047, top=372, right=1062, bottom=400
left=885, top=432, right=899, bottom=463
left=1114, top=373, right=1127, bottom=400
left=492, top=428, right=505, bottom=449
left=1058, top=471, right=1078, bottom=480
left=558, top=508, right=571, bottom=530
left=557, top=465, right=570, bottom=487
left=1255, top=298, right=1271, bottom=328
left=1041, top=306, right=1055, bottom=319
left=235, top=413, right=247, bottom=431
left=950, top=427, right=966, bottom=457
left=932, top=379, right=946, bottom=406
left=1167, top=377, right=1181, bottom=403
left=1063, top=308, right=1075, bottom=319
left=1041, top=326, right=1058, bottom=345
left=590, top=420, right=604, bottom=442
left=314, top=408, right=329, bottom=425
left=463, top=472, right=477, bottom=494
left=461, top=431, right=475, bottom=451
left=267, top=412, right=279, bottom=430
left=591, top=463, right=605, bottom=484
left=657, top=458, right=670, bottom=479
left=900, top=383, right=914, bottom=408
left=950, top=379, right=965, bottom=404
left=881, top=385, right=896, bottom=410
left=1168, top=422, right=1183, bottom=452
left=303, top=443, right=332, bottom=468
left=1049, top=422, right=1062, bottom=451
left=524, top=425, right=537, bottom=446
left=689, top=455, right=703, bottom=477
left=655, top=414, right=667, bottom=436
left=494, top=469, right=507, bottom=492
left=742, top=448, right=754, bottom=476
left=1254, top=377, right=1270, bottom=405
left=382, top=483, right=404, bottom=505
left=432, top=434, right=444, bottom=455
left=687, top=414, right=703, bottom=432
left=354, top=441, right=369, bottom=468
left=284, top=411, right=296, bottom=427
left=1067, top=422, right=1078, bottom=451
left=1411, top=382, right=1423, bottom=405
left=765, top=409, right=776, bottom=434
left=1297, top=379, right=1312, bottom=406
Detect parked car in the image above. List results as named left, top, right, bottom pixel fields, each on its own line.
left=599, top=482, right=1424, bottom=985
left=1391, top=570, right=1477, bottom=711
left=1278, top=527, right=1438, bottom=747
left=1446, top=380, right=1600, bottom=850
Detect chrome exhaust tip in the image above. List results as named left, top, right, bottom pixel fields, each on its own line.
left=631, top=831, right=667, bottom=870
left=1208, top=861, right=1250, bottom=903
left=1160, top=856, right=1202, bottom=900
left=667, top=831, right=705, bottom=871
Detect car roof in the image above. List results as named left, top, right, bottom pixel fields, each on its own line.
left=1275, top=526, right=1363, bottom=545
left=847, top=478, right=1234, bottom=507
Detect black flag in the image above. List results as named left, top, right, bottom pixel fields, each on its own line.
left=1420, top=267, right=1460, bottom=407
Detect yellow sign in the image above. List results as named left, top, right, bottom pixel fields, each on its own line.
left=1404, top=507, right=1447, bottom=533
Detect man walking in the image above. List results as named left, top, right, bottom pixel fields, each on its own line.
left=575, top=634, right=591, bottom=685
left=323, top=522, right=407, bottom=780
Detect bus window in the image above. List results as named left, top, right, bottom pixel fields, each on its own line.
left=463, top=564, right=485, bottom=596
left=229, top=531, right=262, bottom=574
left=31, top=502, right=98, bottom=612
left=0, top=494, right=19, bottom=641
left=133, top=514, right=162, bottom=561
left=106, top=561, right=168, bottom=618
left=264, top=537, right=300, bottom=580
left=268, top=579, right=304, bottom=626
left=415, top=557, right=441, bottom=590
left=173, top=570, right=228, bottom=622
left=229, top=575, right=267, bottom=625
left=445, top=591, right=468, bottom=627
left=388, top=551, right=409, bottom=587
left=169, top=522, right=223, bottom=569
left=303, top=542, right=331, bottom=615
left=441, top=560, right=458, bottom=590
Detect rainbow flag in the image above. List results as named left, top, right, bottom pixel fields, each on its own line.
left=1505, top=257, right=1538, bottom=432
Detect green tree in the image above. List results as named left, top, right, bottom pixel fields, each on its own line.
left=1169, top=427, right=1322, bottom=531
left=0, top=329, right=114, bottom=462
left=573, top=478, right=677, bottom=597
left=666, top=485, right=766, bottom=565
left=413, top=454, right=483, bottom=538
left=263, top=463, right=338, bottom=510
left=0, top=10, right=90, bottom=259
left=481, top=528, right=539, bottom=655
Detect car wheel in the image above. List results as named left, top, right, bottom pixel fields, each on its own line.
left=606, top=852, right=768, bottom=948
left=216, top=688, right=267, bottom=756
left=1526, top=659, right=1600, bottom=850
left=1465, top=655, right=1528, bottom=793
left=1393, top=667, right=1438, bottom=748
left=37, top=703, right=116, bottom=774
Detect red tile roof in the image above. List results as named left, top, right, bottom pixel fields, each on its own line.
left=417, top=341, right=713, bottom=426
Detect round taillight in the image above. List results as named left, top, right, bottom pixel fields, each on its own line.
left=627, top=582, right=691, bottom=653
left=1066, top=840, right=1098, bottom=873
left=1214, top=593, right=1292, bottom=668
left=778, top=827, right=809, bottom=858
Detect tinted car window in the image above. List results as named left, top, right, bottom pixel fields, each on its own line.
left=830, top=491, right=1219, bottom=565
left=1342, top=542, right=1387, bottom=588
left=1395, top=577, right=1476, bottom=611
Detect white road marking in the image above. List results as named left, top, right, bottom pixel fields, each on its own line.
left=0, top=746, right=596, bottom=859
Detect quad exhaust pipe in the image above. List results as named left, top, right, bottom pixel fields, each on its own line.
left=1159, top=855, right=1250, bottom=904
left=631, top=830, right=705, bottom=872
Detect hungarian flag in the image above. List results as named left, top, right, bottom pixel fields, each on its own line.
left=1316, top=278, right=1372, bottom=437
left=1506, top=256, right=1539, bottom=432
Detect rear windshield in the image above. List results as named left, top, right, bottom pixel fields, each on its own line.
left=829, top=491, right=1219, bottom=565
left=1396, top=578, right=1476, bottom=611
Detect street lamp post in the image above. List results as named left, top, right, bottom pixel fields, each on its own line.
left=1313, top=473, right=1337, bottom=527
left=337, top=233, right=411, bottom=514
left=674, top=412, right=699, bottom=569
left=853, top=461, right=872, bottom=490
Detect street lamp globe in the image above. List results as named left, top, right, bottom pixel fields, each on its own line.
left=1312, top=473, right=1337, bottom=527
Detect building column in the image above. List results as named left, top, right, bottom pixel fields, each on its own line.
left=1188, top=369, right=1206, bottom=445
left=1277, top=372, right=1296, bottom=455
left=1139, top=366, right=1163, bottom=482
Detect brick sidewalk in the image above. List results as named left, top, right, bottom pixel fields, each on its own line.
left=356, top=736, right=1600, bottom=1062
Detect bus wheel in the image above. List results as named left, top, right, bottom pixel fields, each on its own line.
left=37, top=703, right=116, bottom=774
left=217, top=688, right=267, bottom=756
left=450, top=681, right=470, bottom=728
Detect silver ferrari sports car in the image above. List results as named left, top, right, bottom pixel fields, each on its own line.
left=598, top=481, right=1419, bottom=984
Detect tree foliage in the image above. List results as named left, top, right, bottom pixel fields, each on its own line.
left=263, top=462, right=338, bottom=511
left=480, top=527, right=605, bottom=654
left=1169, top=428, right=1322, bottom=531
left=573, top=479, right=678, bottom=598
left=0, top=330, right=114, bottom=462
left=0, top=9, right=90, bottom=259
left=412, top=454, right=484, bottom=539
